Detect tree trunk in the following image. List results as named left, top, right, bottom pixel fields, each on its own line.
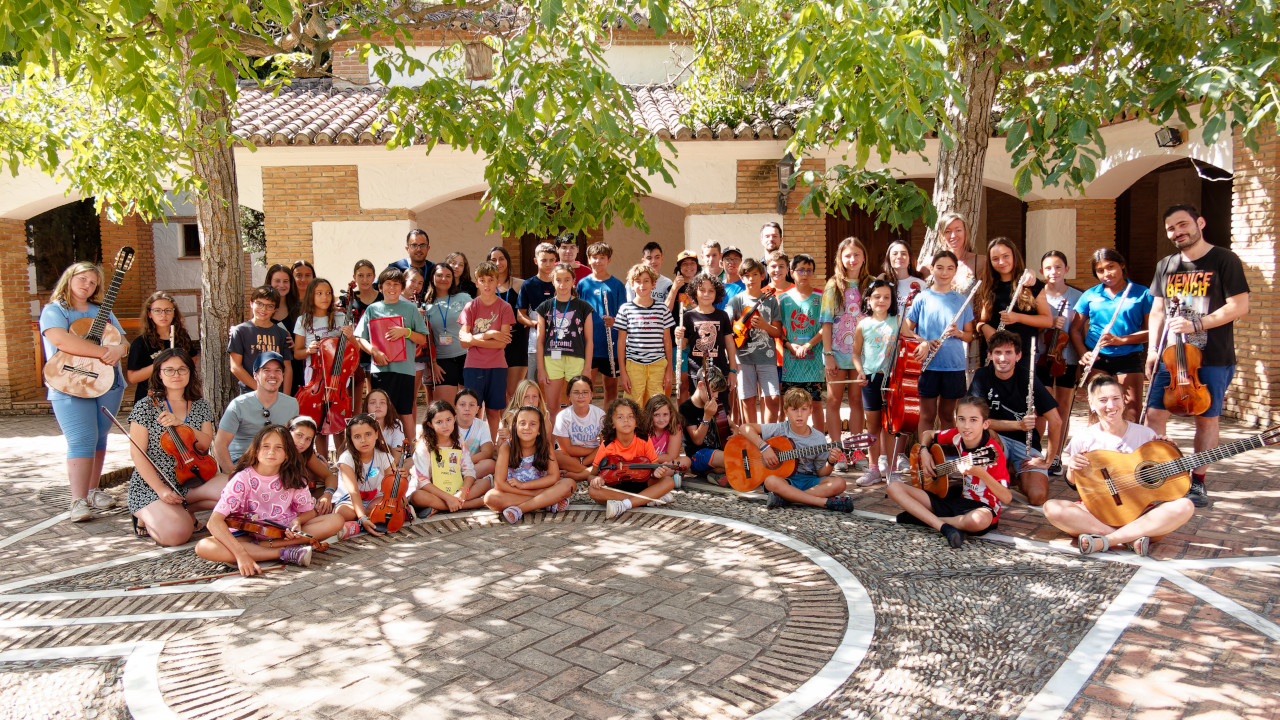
left=920, top=31, right=1002, bottom=261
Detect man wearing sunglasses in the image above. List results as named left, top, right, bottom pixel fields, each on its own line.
left=212, top=351, right=300, bottom=473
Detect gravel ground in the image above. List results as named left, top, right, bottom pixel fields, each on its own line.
left=0, top=659, right=127, bottom=720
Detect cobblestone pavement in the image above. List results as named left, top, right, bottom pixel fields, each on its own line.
left=0, top=409, right=1276, bottom=719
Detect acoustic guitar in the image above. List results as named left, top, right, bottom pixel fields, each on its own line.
left=907, top=444, right=998, bottom=497
left=723, top=432, right=874, bottom=493
left=1073, top=427, right=1280, bottom=526
left=44, top=247, right=135, bottom=398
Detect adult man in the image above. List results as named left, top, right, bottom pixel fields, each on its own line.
left=385, top=229, right=435, bottom=282
left=213, top=351, right=300, bottom=472
left=759, top=222, right=792, bottom=286
left=967, top=330, right=1062, bottom=506
left=1144, top=204, right=1250, bottom=507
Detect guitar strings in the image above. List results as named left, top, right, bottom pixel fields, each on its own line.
left=1072, top=436, right=1264, bottom=493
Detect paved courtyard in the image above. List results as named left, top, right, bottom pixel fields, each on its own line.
left=0, top=409, right=1276, bottom=719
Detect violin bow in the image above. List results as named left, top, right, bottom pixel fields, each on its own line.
left=99, top=407, right=187, bottom=505
left=1138, top=300, right=1175, bottom=425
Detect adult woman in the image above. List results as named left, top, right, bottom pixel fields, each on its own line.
left=126, top=291, right=201, bottom=404
left=489, top=246, right=527, bottom=401
left=1073, top=248, right=1153, bottom=421
left=265, top=263, right=302, bottom=393
left=975, top=237, right=1052, bottom=369
left=919, top=212, right=984, bottom=294
left=422, top=262, right=472, bottom=406
left=290, top=260, right=315, bottom=294
left=127, top=349, right=228, bottom=545
left=444, top=251, right=478, bottom=298
left=39, top=261, right=129, bottom=522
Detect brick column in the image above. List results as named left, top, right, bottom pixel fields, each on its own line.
left=99, top=212, right=157, bottom=322
left=0, top=219, right=38, bottom=410
left=1226, top=125, right=1280, bottom=425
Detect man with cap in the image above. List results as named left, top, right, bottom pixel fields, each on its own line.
left=212, top=351, right=300, bottom=472
left=722, top=245, right=745, bottom=302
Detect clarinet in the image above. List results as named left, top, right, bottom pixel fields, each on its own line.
left=601, top=290, right=617, bottom=378
left=1025, top=336, right=1037, bottom=455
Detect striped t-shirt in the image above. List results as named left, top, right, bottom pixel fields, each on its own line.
left=615, top=300, right=676, bottom=364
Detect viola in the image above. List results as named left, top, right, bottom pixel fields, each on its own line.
left=1161, top=298, right=1212, bottom=417
left=1037, top=298, right=1071, bottom=378
left=731, top=287, right=777, bottom=349
left=596, top=455, right=681, bottom=485
left=225, top=515, right=330, bottom=551
left=297, top=282, right=361, bottom=435
left=367, top=441, right=413, bottom=533
left=149, top=392, right=218, bottom=484
left=883, top=287, right=924, bottom=436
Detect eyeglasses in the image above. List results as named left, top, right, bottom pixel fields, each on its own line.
left=408, top=243, right=429, bottom=249
left=150, top=307, right=176, bottom=315
left=161, top=367, right=190, bottom=377
left=793, top=268, right=814, bottom=275
left=251, top=301, right=276, bottom=310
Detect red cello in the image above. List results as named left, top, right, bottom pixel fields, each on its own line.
left=883, top=287, right=923, bottom=436
left=297, top=282, right=361, bottom=435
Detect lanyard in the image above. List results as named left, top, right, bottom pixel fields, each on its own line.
left=461, top=423, right=474, bottom=444
left=437, top=299, right=449, bottom=328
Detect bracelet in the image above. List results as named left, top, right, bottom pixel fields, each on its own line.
left=757, top=443, right=769, bottom=451
left=322, top=487, right=335, bottom=495
left=728, top=369, right=738, bottom=374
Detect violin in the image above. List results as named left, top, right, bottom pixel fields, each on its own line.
left=1161, top=298, right=1212, bottom=417
left=1037, top=298, right=1071, bottom=378
left=367, top=441, right=413, bottom=533
left=883, top=287, right=923, bottom=436
left=149, top=392, right=218, bottom=484
left=297, top=282, right=361, bottom=435
left=731, top=287, right=776, bottom=349
left=225, top=515, right=329, bottom=551
left=596, top=455, right=680, bottom=485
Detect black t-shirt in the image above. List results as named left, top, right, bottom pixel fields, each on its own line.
left=679, top=398, right=721, bottom=453
left=127, top=335, right=202, bottom=403
left=681, top=308, right=733, bottom=377
left=967, top=364, right=1058, bottom=450
left=1151, top=245, right=1250, bottom=367
left=535, top=297, right=594, bottom=358
left=984, top=277, right=1046, bottom=365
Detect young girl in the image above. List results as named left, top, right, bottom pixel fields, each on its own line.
left=292, top=278, right=350, bottom=460
left=1037, top=250, right=1085, bottom=475
left=288, top=416, right=338, bottom=515
left=883, top=240, right=926, bottom=316
left=266, top=263, right=302, bottom=391
left=334, top=413, right=406, bottom=537
left=423, top=263, right=471, bottom=407
left=445, top=251, right=478, bottom=299
left=127, top=290, right=201, bottom=404
left=587, top=397, right=677, bottom=520
left=666, top=251, right=701, bottom=401
left=483, top=406, right=574, bottom=523
left=975, top=238, right=1052, bottom=368
left=363, top=388, right=405, bottom=449
left=902, top=251, right=976, bottom=434
left=348, top=259, right=383, bottom=415
left=851, top=278, right=899, bottom=486
left=454, top=389, right=496, bottom=481
left=196, top=425, right=345, bottom=574
left=1072, top=248, right=1153, bottom=422
left=644, top=393, right=690, bottom=478
left=489, top=246, right=527, bottom=401
left=821, top=236, right=873, bottom=457
left=552, top=375, right=606, bottom=482
left=536, top=262, right=594, bottom=429
left=409, top=400, right=491, bottom=515
left=403, top=267, right=429, bottom=406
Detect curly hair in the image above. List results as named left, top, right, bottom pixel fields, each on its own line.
left=600, top=396, right=646, bottom=447
left=686, top=272, right=725, bottom=307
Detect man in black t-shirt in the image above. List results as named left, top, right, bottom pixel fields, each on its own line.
left=1144, top=205, right=1251, bottom=507
left=968, top=331, right=1062, bottom=506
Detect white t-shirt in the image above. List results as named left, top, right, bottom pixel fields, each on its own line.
left=1063, top=421, right=1157, bottom=457
left=457, top=418, right=493, bottom=459
left=382, top=424, right=405, bottom=451
left=337, top=448, right=396, bottom=500
left=552, top=404, right=605, bottom=448
left=292, top=312, right=347, bottom=384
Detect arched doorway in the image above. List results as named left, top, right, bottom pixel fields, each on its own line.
left=1114, top=158, right=1232, bottom=284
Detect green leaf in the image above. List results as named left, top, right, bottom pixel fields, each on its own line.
left=648, top=0, right=668, bottom=36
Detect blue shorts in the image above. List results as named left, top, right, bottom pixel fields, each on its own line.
left=1000, top=435, right=1048, bottom=478
left=1146, top=363, right=1235, bottom=418
left=691, top=448, right=719, bottom=474
left=918, top=370, right=966, bottom=400
left=787, top=473, right=822, bottom=492
left=463, top=367, right=507, bottom=411
left=861, top=372, right=886, bottom=411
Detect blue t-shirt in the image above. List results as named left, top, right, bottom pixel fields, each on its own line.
left=38, top=302, right=126, bottom=394
left=577, top=275, right=628, bottom=358
left=906, top=288, right=974, bottom=372
left=1074, top=283, right=1154, bottom=357
left=724, top=280, right=745, bottom=305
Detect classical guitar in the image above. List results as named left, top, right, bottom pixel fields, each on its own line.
left=907, top=444, right=998, bottom=497
left=723, top=433, right=874, bottom=493
left=1073, top=427, right=1280, bottom=526
left=44, top=247, right=135, bottom=398
left=731, top=287, right=776, bottom=349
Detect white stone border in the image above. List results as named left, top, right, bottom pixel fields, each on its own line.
left=0, top=641, right=176, bottom=720
left=0, top=609, right=243, bottom=629
left=0, top=512, right=69, bottom=550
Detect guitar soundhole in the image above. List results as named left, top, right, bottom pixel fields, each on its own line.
left=1134, top=461, right=1162, bottom=488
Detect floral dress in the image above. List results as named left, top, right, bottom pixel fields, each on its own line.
left=508, top=454, right=544, bottom=484
left=126, top=398, right=216, bottom=513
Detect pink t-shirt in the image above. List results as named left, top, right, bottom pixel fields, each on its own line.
left=214, top=467, right=316, bottom=526
left=459, top=296, right=517, bottom=368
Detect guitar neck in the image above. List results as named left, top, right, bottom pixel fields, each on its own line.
left=1151, top=435, right=1264, bottom=478
left=87, top=268, right=127, bottom=345
left=776, top=440, right=842, bottom=462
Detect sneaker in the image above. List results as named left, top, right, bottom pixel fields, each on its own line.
left=877, top=456, right=889, bottom=474
left=856, top=467, right=883, bottom=487
left=824, top=495, right=854, bottom=513
left=605, top=499, right=631, bottom=520
left=833, top=461, right=850, bottom=474
left=88, top=488, right=116, bottom=510
left=1049, top=458, right=1063, bottom=476
left=503, top=506, right=523, bottom=524
left=766, top=492, right=789, bottom=510
left=895, top=454, right=911, bottom=473
left=279, top=545, right=312, bottom=567
left=705, top=473, right=729, bottom=487
left=68, top=497, right=92, bottom=523
left=1185, top=477, right=1210, bottom=508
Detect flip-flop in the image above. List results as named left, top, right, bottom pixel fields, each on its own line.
left=131, top=516, right=150, bottom=539
left=1078, top=534, right=1110, bottom=555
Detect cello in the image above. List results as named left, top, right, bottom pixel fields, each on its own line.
left=296, top=282, right=361, bottom=435
left=149, top=392, right=218, bottom=484
left=1161, top=298, right=1212, bottom=417
left=883, top=287, right=924, bottom=436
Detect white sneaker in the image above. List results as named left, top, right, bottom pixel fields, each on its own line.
left=895, top=454, right=911, bottom=473
left=88, top=488, right=116, bottom=510
left=68, top=498, right=92, bottom=523
left=857, top=468, right=883, bottom=487
left=605, top=499, right=630, bottom=520
left=877, top=456, right=889, bottom=474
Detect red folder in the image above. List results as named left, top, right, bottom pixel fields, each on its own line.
left=370, top=316, right=407, bottom=363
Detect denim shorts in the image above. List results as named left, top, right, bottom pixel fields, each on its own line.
left=1000, top=434, right=1048, bottom=478
left=1146, top=363, right=1235, bottom=417
left=862, top=372, right=886, bottom=411
left=787, top=473, right=823, bottom=492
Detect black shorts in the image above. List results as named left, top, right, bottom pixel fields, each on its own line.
left=1093, top=352, right=1144, bottom=376
left=898, top=485, right=997, bottom=535
left=609, top=480, right=651, bottom=495
left=918, top=370, right=966, bottom=400
left=504, top=335, right=528, bottom=368
left=1036, top=362, right=1080, bottom=389
left=371, top=371, right=416, bottom=415
left=435, top=356, right=465, bottom=387
left=591, top=356, right=621, bottom=378
left=861, top=372, right=886, bottom=411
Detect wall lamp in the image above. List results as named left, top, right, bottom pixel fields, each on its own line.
left=1155, top=127, right=1183, bottom=148
left=776, top=152, right=796, bottom=215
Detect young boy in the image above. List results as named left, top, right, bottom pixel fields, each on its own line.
left=631, top=241, right=674, bottom=304
left=459, top=261, right=516, bottom=438
left=556, top=232, right=592, bottom=283
left=616, top=264, right=675, bottom=401
left=587, top=396, right=677, bottom=520
left=229, top=286, right=293, bottom=395
left=354, top=268, right=430, bottom=443
left=577, top=242, right=628, bottom=403
left=902, top=250, right=976, bottom=434
left=778, top=253, right=827, bottom=434
left=765, top=251, right=793, bottom=384
left=517, top=242, right=559, bottom=380
left=722, top=246, right=745, bottom=302
left=675, top=272, right=739, bottom=414
left=887, top=395, right=1011, bottom=548
left=732, top=388, right=853, bottom=512
left=701, top=239, right=725, bottom=285
left=726, top=258, right=783, bottom=424
left=680, top=365, right=729, bottom=482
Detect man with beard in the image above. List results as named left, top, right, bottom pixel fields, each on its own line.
left=1143, top=205, right=1250, bottom=508
left=385, top=229, right=436, bottom=283
left=759, top=222, right=793, bottom=286
left=213, top=351, right=300, bottom=471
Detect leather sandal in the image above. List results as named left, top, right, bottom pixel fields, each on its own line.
left=1131, top=536, right=1151, bottom=557
left=1078, top=534, right=1110, bottom=555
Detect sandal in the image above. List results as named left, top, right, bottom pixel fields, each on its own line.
left=131, top=515, right=150, bottom=539
left=1131, top=536, right=1151, bottom=557
left=190, top=513, right=208, bottom=534
left=1078, top=534, right=1110, bottom=555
